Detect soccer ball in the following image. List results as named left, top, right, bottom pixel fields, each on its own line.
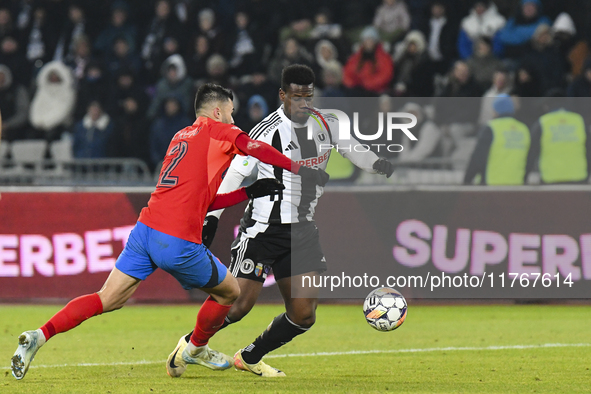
left=363, top=287, right=407, bottom=332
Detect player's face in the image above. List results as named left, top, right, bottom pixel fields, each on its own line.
left=281, top=83, right=314, bottom=125
left=218, top=99, right=235, bottom=125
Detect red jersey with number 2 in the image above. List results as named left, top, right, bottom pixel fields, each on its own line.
left=138, top=117, right=244, bottom=244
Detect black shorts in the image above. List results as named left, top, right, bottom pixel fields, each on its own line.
left=229, top=221, right=327, bottom=283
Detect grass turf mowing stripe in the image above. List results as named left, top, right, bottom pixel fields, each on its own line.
left=28, top=342, right=590, bottom=369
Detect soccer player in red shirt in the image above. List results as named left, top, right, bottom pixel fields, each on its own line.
left=11, top=84, right=329, bottom=380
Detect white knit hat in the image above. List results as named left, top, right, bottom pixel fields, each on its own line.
left=553, top=12, right=576, bottom=35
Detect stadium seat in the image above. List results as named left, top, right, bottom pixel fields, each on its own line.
left=450, top=137, right=477, bottom=170
left=10, top=140, right=47, bottom=163
left=50, top=138, right=73, bottom=161
left=0, top=141, right=9, bottom=160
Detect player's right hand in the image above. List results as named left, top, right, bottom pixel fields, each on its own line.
left=202, top=215, right=219, bottom=248
left=245, top=178, right=285, bottom=199
left=297, top=166, right=330, bottom=187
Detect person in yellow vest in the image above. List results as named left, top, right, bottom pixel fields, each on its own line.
left=464, top=94, right=531, bottom=185
left=526, top=104, right=590, bottom=184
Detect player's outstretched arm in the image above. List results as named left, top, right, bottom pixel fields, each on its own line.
left=208, top=179, right=285, bottom=212
left=234, top=133, right=330, bottom=186
left=324, top=112, right=393, bottom=178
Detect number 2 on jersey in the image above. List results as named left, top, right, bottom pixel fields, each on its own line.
left=157, top=141, right=188, bottom=188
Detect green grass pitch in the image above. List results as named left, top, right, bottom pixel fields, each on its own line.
left=1, top=303, right=590, bottom=393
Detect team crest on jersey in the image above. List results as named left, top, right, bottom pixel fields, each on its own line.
left=240, top=259, right=255, bottom=274
left=316, top=132, right=327, bottom=142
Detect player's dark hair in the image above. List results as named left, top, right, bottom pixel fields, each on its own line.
left=194, top=83, right=233, bottom=113
left=281, top=64, right=315, bottom=92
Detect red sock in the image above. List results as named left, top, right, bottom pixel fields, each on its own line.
left=190, top=296, right=231, bottom=347
left=40, top=293, right=103, bottom=341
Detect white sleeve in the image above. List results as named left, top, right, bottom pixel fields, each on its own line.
left=208, top=158, right=250, bottom=219
left=328, top=115, right=379, bottom=173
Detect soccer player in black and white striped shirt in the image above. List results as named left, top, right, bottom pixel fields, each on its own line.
left=168, top=65, right=394, bottom=377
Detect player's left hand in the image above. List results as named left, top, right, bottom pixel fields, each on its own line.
left=245, top=178, right=285, bottom=199
left=373, top=158, right=394, bottom=178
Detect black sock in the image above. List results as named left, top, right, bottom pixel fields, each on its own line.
left=184, top=316, right=235, bottom=343
left=241, top=313, right=308, bottom=364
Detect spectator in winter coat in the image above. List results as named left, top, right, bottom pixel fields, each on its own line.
left=458, top=1, right=505, bottom=59
left=567, top=57, right=591, bottom=97
left=147, top=54, right=193, bottom=119
left=73, top=100, right=115, bottom=158
left=422, top=1, right=458, bottom=75
left=373, top=0, right=411, bottom=42
left=320, top=60, right=345, bottom=98
left=267, top=37, right=313, bottom=84
left=466, top=37, right=503, bottom=91
left=186, top=35, right=211, bottom=80
left=53, top=3, right=87, bottom=64
left=343, top=26, right=394, bottom=95
left=64, top=35, right=93, bottom=81
left=111, top=94, right=150, bottom=166
left=29, top=61, right=76, bottom=141
left=105, top=36, right=142, bottom=83
left=479, top=68, right=512, bottom=125
left=495, top=0, right=551, bottom=58
left=149, top=96, right=191, bottom=167
left=313, top=39, right=341, bottom=88
left=0, top=36, right=30, bottom=86
left=393, top=30, right=433, bottom=96
left=141, top=0, right=184, bottom=82
left=94, top=1, right=137, bottom=56
left=519, top=24, right=567, bottom=94
left=0, top=65, right=30, bottom=141
left=238, top=94, right=269, bottom=133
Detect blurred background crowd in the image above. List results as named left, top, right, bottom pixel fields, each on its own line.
left=0, top=0, right=590, bottom=180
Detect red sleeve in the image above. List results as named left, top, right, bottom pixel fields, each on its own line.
left=208, top=187, right=248, bottom=211
left=363, top=46, right=394, bottom=93
left=235, top=133, right=302, bottom=174
left=214, top=123, right=247, bottom=154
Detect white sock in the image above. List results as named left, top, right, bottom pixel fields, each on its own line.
left=186, top=341, right=206, bottom=357
left=35, top=329, right=47, bottom=346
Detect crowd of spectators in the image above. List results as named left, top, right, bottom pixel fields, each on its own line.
left=0, top=0, right=590, bottom=171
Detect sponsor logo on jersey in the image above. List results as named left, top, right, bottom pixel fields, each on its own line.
left=240, top=259, right=255, bottom=274
left=296, top=150, right=330, bottom=168
left=261, top=119, right=282, bottom=138
left=242, top=159, right=249, bottom=166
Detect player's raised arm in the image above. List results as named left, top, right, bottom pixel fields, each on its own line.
left=323, top=112, right=394, bottom=178
left=234, top=133, right=330, bottom=185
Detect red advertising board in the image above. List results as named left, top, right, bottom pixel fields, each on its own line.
left=3, top=189, right=591, bottom=301
left=0, top=192, right=190, bottom=301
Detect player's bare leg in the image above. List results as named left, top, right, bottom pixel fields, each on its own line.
left=11, top=268, right=140, bottom=380
left=234, top=272, right=320, bottom=377
left=226, top=277, right=264, bottom=324
left=167, top=272, right=239, bottom=377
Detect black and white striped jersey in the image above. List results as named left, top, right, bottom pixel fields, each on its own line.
left=218, top=105, right=379, bottom=224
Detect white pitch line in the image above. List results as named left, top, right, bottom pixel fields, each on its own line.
left=27, top=343, right=590, bottom=370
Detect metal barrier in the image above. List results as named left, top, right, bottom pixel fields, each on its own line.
left=0, top=158, right=154, bottom=186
